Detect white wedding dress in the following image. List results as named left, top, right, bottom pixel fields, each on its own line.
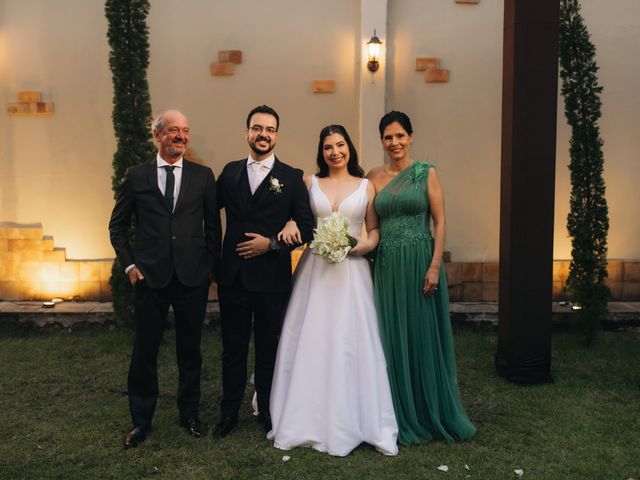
left=267, top=176, right=398, bottom=457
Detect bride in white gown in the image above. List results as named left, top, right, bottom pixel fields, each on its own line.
left=267, top=125, right=398, bottom=457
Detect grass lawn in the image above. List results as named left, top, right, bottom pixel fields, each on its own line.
left=0, top=323, right=638, bottom=480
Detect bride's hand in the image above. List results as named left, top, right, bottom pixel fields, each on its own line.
left=348, top=236, right=367, bottom=256
left=277, top=220, right=301, bottom=246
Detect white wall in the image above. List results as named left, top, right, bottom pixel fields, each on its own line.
left=387, top=0, right=504, bottom=261
left=1, top=0, right=638, bottom=261
left=0, top=0, right=360, bottom=258
left=147, top=0, right=360, bottom=172
left=387, top=0, right=640, bottom=261
left=0, top=0, right=114, bottom=258
left=0, top=8, right=9, bottom=220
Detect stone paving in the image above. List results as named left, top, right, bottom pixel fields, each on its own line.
left=1, top=301, right=639, bottom=329
left=449, top=301, right=640, bottom=329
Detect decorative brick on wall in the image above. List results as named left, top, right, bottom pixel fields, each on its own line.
left=312, top=80, right=336, bottom=94
left=416, top=57, right=439, bottom=71
left=210, top=62, right=235, bottom=76
left=414, top=57, right=450, bottom=83
left=218, top=50, right=242, bottom=64
left=425, top=68, right=450, bottom=83
left=6, top=91, right=53, bottom=117
left=211, top=50, right=243, bottom=77
left=444, top=256, right=640, bottom=302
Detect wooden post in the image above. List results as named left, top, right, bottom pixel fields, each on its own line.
left=496, top=0, right=560, bottom=384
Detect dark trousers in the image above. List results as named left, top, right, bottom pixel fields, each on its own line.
left=218, top=276, right=289, bottom=418
left=128, top=273, right=209, bottom=429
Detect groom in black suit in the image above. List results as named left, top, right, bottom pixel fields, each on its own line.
left=109, top=110, right=221, bottom=449
left=213, top=105, right=314, bottom=437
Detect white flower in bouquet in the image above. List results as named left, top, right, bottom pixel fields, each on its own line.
left=309, top=211, right=357, bottom=263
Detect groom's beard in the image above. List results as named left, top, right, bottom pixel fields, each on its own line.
left=249, top=135, right=275, bottom=156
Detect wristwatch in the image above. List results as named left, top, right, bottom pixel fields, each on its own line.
left=269, top=236, right=279, bottom=252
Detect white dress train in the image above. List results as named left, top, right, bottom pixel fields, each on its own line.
left=267, top=176, right=398, bottom=457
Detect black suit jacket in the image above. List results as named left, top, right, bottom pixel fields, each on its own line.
left=217, top=157, right=314, bottom=293
left=109, top=158, right=221, bottom=289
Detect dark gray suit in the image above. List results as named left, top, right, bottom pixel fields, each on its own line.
left=109, top=158, right=221, bottom=429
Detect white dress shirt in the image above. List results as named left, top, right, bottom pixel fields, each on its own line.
left=247, top=154, right=275, bottom=194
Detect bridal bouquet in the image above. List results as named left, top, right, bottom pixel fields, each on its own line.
left=309, top=211, right=357, bottom=263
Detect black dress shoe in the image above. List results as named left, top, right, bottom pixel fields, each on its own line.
left=212, top=415, right=238, bottom=438
left=181, top=417, right=206, bottom=438
left=123, top=426, right=149, bottom=450
left=257, top=413, right=272, bottom=433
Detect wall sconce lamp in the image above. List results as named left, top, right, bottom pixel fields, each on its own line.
left=366, top=30, right=382, bottom=73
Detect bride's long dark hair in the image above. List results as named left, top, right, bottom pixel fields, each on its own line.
left=315, top=125, right=364, bottom=178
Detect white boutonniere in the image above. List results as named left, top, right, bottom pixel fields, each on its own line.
left=269, top=176, right=283, bottom=194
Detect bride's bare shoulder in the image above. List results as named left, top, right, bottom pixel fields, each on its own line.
left=302, top=173, right=313, bottom=190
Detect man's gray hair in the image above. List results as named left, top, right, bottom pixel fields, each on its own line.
left=151, top=109, right=187, bottom=137
left=151, top=112, right=168, bottom=137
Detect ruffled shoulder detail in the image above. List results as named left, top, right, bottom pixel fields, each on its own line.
left=410, top=162, right=435, bottom=188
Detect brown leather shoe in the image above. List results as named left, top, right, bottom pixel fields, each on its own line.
left=180, top=417, right=206, bottom=438
left=123, top=426, right=149, bottom=450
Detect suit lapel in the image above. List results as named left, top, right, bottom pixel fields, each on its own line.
left=237, top=159, right=252, bottom=198
left=146, top=159, right=170, bottom=211
left=230, top=159, right=252, bottom=215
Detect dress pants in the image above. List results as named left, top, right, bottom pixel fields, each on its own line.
left=128, top=272, right=209, bottom=429
left=218, top=276, right=290, bottom=418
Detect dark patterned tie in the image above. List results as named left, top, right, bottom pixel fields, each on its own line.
left=163, top=166, right=175, bottom=211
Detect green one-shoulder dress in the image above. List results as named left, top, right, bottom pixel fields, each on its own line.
left=374, top=162, right=476, bottom=445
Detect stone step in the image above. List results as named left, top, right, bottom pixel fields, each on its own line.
left=43, top=248, right=67, bottom=262
left=42, top=236, right=54, bottom=251
left=1, top=301, right=639, bottom=330
left=0, top=222, right=43, bottom=240
left=7, top=239, right=46, bottom=252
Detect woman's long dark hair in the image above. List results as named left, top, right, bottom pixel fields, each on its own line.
left=316, top=125, right=364, bottom=178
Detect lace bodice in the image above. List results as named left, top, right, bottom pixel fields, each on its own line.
left=374, top=162, right=433, bottom=247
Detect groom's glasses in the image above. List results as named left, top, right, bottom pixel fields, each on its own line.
left=249, top=125, right=277, bottom=135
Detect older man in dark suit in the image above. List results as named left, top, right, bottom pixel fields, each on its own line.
left=213, top=105, right=314, bottom=437
left=109, top=110, right=221, bottom=449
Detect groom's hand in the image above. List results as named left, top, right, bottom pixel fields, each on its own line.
left=236, top=233, right=270, bottom=259
left=127, top=266, right=144, bottom=285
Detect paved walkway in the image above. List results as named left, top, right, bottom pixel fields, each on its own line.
left=1, top=301, right=639, bottom=329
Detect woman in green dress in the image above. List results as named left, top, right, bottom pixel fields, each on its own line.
left=367, top=111, right=476, bottom=445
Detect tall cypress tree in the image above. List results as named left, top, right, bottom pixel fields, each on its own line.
left=105, top=0, right=156, bottom=323
left=559, top=0, right=609, bottom=344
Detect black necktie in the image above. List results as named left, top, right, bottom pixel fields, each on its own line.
left=163, top=166, right=175, bottom=211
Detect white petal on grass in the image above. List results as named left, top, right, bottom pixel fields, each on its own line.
left=282, top=456, right=291, bottom=462
left=514, top=469, right=524, bottom=476
left=465, top=464, right=470, bottom=470
left=437, top=465, right=449, bottom=472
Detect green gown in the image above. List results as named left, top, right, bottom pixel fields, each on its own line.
left=374, top=162, right=476, bottom=445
